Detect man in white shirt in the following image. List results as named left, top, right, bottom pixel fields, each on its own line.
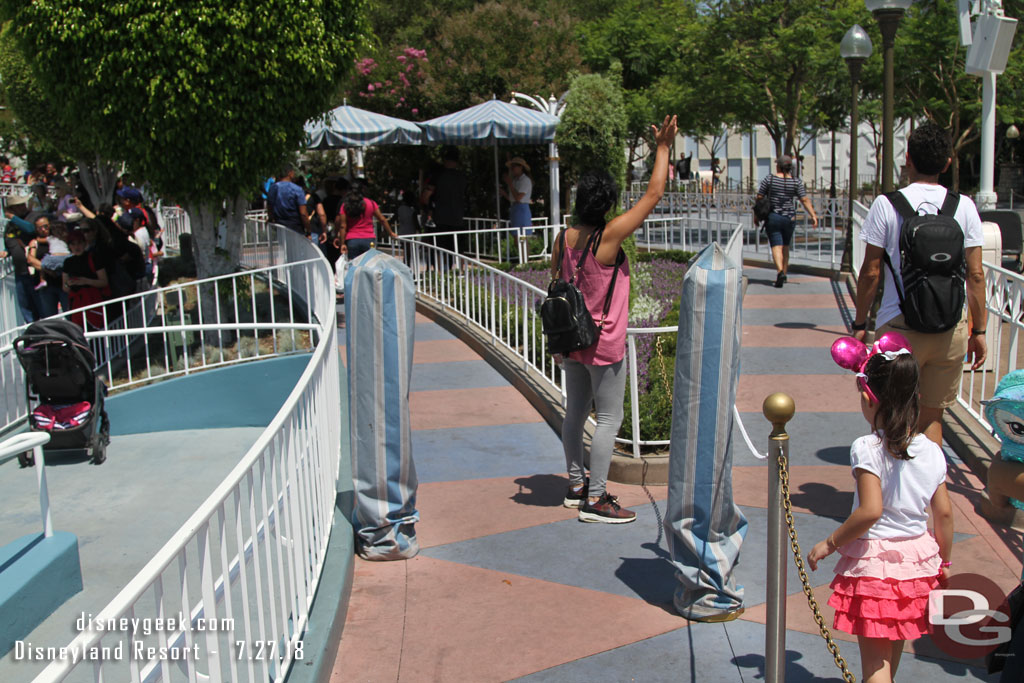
left=851, top=122, right=987, bottom=447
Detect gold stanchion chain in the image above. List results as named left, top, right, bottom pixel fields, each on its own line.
left=777, top=450, right=857, bottom=683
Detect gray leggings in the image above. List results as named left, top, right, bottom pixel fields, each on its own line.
left=561, top=358, right=626, bottom=499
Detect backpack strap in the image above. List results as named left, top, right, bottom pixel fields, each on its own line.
left=881, top=191, right=912, bottom=306
left=939, top=190, right=960, bottom=217
left=884, top=190, right=916, bottom=221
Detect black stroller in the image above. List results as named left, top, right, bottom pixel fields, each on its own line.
left=13, top=319, right=110, bottom=466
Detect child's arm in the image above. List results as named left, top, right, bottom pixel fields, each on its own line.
left=808, top=468, right=883, bottom=570
left=930, top=483, right=954, bottom=583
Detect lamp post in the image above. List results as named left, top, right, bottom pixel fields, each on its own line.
left=1009, top=124, right=1020, bottom=164
left=866, top=0, right=913, bottom=193
left=511, top=91, right=567, bottom=227
left=841, top=24, right=873, bottom=237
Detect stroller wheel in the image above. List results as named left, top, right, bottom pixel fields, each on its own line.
left=101, top=412, right=111, bottom=446
left=91, top=442, right=107, bottom=465
left=18, top=451, right=35, bottom=468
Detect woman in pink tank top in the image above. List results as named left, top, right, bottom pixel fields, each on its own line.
left=552, top=115, right=677, bottom=524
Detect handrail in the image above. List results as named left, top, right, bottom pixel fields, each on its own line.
left=0, top=431, right=52, bottom=537
left=401, top=216, right=745, bottom=455
left=33, top=223, right=341, bottom=683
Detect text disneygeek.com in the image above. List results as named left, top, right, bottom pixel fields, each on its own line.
left=12, top=612, right=304, bottom=665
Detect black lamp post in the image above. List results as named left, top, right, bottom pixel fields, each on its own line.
left=866, top=0, right=913, bottom=193
left=841, top=24, right=873, bottom=225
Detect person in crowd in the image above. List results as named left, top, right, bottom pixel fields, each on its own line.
left=28, top=181, right=52, bottom=214
left=396, top=188, right=420, bottom=237
left=26, top=215, right=70, bottom=317
left=756, top=154, right=818, bottom=288
left=424, top=146, right=466, bottom=263
left=551, top=114, right=677, bottom=524
left=76, top=201, right=141, bottom=296
left=0, top=156, right=17, bottom=183
left=851, top=122, right=986, bottom=449
left=501, top=157, right=533, bottom=232
left=266, top=163, right=310, bottom=236
left=320, top=175, right=348, bottom=269
left=808, top=345, right=953, bottom=683
left=4, top=198, right=40, bottom=322
left=62, top=226, right=110, bottom=329
left=304, top=176, right=329, bottom=244
left=334, top=183, right=396, bottom=260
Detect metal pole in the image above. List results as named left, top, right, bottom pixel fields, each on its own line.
left=875, top=10, right=904, bottom=193
left=842, top=59, right=864, bottom=274
left=978, top=70, right=999, bottom=210
left=763, top=392, right=796, bottom=683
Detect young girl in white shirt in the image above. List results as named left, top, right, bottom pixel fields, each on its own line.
left=809, top=332, right=954, bottom=683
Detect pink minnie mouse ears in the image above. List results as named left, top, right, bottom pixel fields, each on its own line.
left=831, top=332, right=914, bottom=403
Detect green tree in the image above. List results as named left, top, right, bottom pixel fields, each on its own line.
left=0, top=0, right=368, bottom=279
left=557, top=69, right=628, bottom=194
left=0, top=25, right=118, bottom=207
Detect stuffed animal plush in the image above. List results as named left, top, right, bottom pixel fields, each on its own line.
left=983, top=369, right=1024, bottom=511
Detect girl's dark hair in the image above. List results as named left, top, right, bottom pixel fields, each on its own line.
left=862, top=353, right=920, bottom=460
left=574, top=169, right=618, bottom=228
left=343, top=188, right=366, bottom=219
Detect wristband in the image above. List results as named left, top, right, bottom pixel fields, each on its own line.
left=971, top=328, right=986, bottom=336
left=940, top=561, right=952, bottom=568
left=851, top=321, right=867, bottom=331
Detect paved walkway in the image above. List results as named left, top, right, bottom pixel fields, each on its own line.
left=330, top=265, right=1022, bottom=682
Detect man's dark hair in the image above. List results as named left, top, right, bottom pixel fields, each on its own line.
left=441, top=146, right=459, bottom=163
left=907, top=122, right=952, bottom=176
left=279, top=162, right=294, bottom=179
left=574, top=169, right=619, bottom=228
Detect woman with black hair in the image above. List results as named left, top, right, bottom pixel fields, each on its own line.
left=550, top=115, right=677, bottom=523
left=756, top=155, right=818, bottom=287
left=333, top=183, right=397, bottom=260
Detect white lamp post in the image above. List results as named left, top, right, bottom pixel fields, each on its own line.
left=511, top=91, right=567, bottom=227
left=866, top=0, right=914, bottom=193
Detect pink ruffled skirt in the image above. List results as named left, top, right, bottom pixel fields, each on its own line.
left=827, top=534, right=941, bottom=640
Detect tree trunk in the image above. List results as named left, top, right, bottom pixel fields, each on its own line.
left=183, top=196, right=248, bottom=344
left=77, top=155, right=119, bottom=209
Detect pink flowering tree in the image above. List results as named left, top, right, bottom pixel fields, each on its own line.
left=346, top=47, right=431, bottom=119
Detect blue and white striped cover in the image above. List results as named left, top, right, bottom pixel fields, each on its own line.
left=305, top=104, right=423, bottom=149
left=419, top=99, right=559, bottom=146
left=345, top=249, right=420, bottom=560
left=663, top=243, right=748, bottom=619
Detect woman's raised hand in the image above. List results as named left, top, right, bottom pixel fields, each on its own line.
left=652, top=115, right=678, bottom=148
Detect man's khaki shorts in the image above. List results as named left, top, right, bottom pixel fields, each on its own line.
left=877, top=313, right=968, bottom=409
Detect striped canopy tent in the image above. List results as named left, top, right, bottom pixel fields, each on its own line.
left=419, top=98, right=561, bottom=221
left=305, top=104, right=423, bottom=149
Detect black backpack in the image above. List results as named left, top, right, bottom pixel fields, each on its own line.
left=881, top=190, right=966, bottom=333
left=541, top=229, right=622, bottom=355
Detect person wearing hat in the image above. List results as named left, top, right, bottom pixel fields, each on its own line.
left=501, top=157, right=533, bottom=233
left=755, top=154, right=818, bottom=288
left=4, top=195, right=40, bottom=322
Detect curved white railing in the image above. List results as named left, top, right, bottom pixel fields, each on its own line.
left=401, top=215, right=745, bottom=455
left=20, top=224, right=341, bottom=683
left=158, top=205, right=191, bottom=252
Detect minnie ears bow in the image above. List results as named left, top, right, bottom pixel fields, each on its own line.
left=830, top=332, right=913, bottom=374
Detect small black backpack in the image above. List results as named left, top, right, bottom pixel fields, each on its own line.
left=882, top=190, right=966, bottom=333
left=541, top=229, right=622, bottom=355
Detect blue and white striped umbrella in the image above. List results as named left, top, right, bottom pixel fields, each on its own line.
left=418, top=99, right=559, bottom=145
left=305, top=104, right=423, bottom=149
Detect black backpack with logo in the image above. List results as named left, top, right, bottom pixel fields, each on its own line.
left=541, top=229, right=622, bottom=355
left=881, top=190, right=966, bottom=333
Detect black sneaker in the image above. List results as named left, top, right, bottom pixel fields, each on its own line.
left=563, top=479, right=589, bottom=508
left=774, top=272, right=785, bottom=288
left=578, top=492, right=636, bottom=523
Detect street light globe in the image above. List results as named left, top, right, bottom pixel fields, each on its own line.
left=840, top=24, right=874, bottom=60
left=1008, top=124, right=1021, bottom=140
left=865, top=0, right=914, bottom=12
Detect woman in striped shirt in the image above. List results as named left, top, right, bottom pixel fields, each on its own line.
left=756, top=155, right=818, bottom=288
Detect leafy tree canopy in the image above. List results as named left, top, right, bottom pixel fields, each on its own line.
left=0, top=0, right=368, bottom=205
left=557, top=68, right=628, bottom=188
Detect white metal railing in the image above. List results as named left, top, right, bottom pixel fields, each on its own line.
left=1, top=254, right=19, bottom=333
left=402, top=218, right=745, bottom=456
left=35, top=223, right=340, bottom=683
left=158, top=205, right=191, bottom=252
left=0, top=431, right=52, bottom=536
left=625, top=191, right=845, bottom=270
left=956, top=261, right=1024, bottom=431
left=397, top=220, right=562, bottom=265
